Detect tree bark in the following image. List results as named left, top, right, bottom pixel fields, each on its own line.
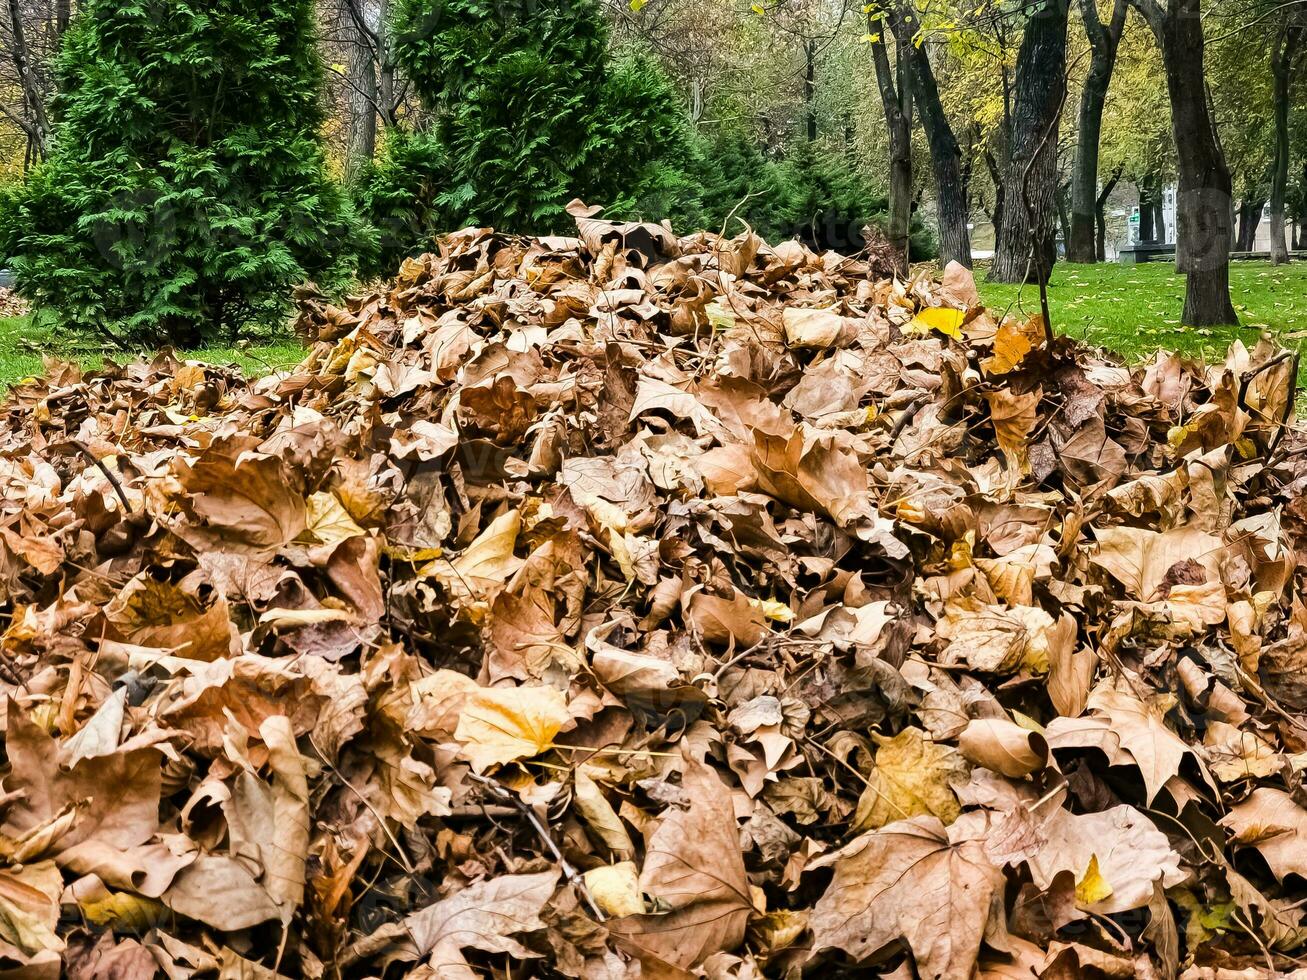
left=990, top=0, right=1070, bottom=284
left=1095, top=164, right=1121, bottom=258
left=1236, top=193, right=1266, bottom=251
left=888, top=3, right=972, bottom=268
left=1130, top=0, right=1237, bottom=325
left=804, top=39, right=817, bottom=142
left=341, top=0, right=379, bottom=181
left=1068, top=0, right=1127, bottom=263
left=1269, top=14, right=1301, bottom=264
left=7, top=0, right=50, bottom=159
left=984, top=143, right=1005, bottom=246
left=1056, top=178, right=1072, bottom=251
left=1138, top=184, right=1155, bottom=242
left=56, top=0, right=70, bottom=35
left=870, top=17, right=913, bottom=272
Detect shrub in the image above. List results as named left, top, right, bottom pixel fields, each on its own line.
left=0, top=0, right=363, bottom=347
left=357, top=0, right=703, bottom=267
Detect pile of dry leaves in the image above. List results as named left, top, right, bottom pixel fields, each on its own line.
left=0, top=288, right=29, bottom=320
left=3, top=205, right=1307, bottom=980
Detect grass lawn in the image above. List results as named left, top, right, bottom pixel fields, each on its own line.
left=1, top=260, right=1305, bottom=391
left=0, top=311, right=305, bottom=389
left=977, top=260, right=1307, bottom=365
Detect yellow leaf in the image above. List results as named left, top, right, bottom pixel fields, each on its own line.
left=81, top=892, right=169, bottom=931
left=300, top=491, right=366, bottom=547
left=852, top=728, right=965, bottom=832
left=455, top=685, right=570, bottom=772
left=905, top=306, right=966, bottom=340
left=1075, top=855, right=1114, bottom=907
left=982, top=316, right=1044, bottom=375
left=584, top=862, right=645, bottom=917
left=754, top=598, right=795, bottom=623
left=705, top=299, right=736, bottom=331
left=427, top=509, right=523, bottom=603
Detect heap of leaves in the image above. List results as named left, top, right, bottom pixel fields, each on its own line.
left=2, top=203, right=1307, bottom=979
left=0, top=289, right=28, bottom=319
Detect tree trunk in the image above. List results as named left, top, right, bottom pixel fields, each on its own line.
left=1068, top=0, right=1127, bottom=263
left=1139, top=185, right=1155, bottom=243
left=341, top=0, right=379, bottom=181
left=1131, top=0, right=1236, bottom=325
left=1095, top=165, right=1122, bottom=259
left=1236, top=195, right=1266, bottom=252
left=984, top=144, right=1005, bottom=246
left=1269, top=16, right=1300, bottom=264
left=889, top=3, right=972, bottom=268
left=1056, top=178, right=1071, bottom=252
left=7, top=0, right=50, bottom=158
left=804, top=39, right=817, bottom=143
left=377, top=0, right=395, bottom=124
left=56, top=0, right=70, bottom=35
left=870, top=19, right=913, bottom=272
left=1153, top=193, right=1166, bottom=244
left=990, top=0, right=1070, bottom=284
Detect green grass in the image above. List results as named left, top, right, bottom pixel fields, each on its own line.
left=977, top=260, right=1307, bottom=365
left=0, top=312, right=306, bottom=390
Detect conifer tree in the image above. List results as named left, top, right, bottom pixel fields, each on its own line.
left=356, top=0, right=698, bottom=270
left=0, top=0, right=362, bottom=346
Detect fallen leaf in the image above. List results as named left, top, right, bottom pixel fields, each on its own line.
left=811, top=816, right=1004, bottom=979
left=454, top=685, right=570, bottom=772
left=852, top=727, right=966, bottom=832
left=610, top=757, right=752, bottom=970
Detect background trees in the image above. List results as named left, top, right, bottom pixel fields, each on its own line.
left=0, top=0, right=1303, bottom=339
left=1067, top=0, right=1127, bottom=263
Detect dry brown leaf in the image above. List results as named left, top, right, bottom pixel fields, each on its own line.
left=811, top=815, right=1004, bottom=979
left=402, top=870, right=560, bottom=971
left=1091, top=525, right=1225, bottom=600
left=985, top=387, right=1041, bottom=476
left=1220, top=788, right=1307, bottom=882
left=1025, top=805, right=1187, bottom=915
left=957, top=719, right=1049, bottom=778
left=610, top=757, right=752, bottom=971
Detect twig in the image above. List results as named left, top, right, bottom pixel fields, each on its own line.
left=467, top=772, right=607, bottom=922
left=1236, top=349, right=1299, bottom=464
left=70, top=439, right=135, bottom=515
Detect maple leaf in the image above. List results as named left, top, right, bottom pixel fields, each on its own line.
left=810, top=816, right=1004, bottom=979
left=454, top=685, right=571, bottom=772
left=403, top=870, right=559, bottom=971
left=1220, top=788, right=1307, bottom=882
left=852, top=728, right=967, bottom=832
left=610, top=758, right=753, bottom=971
left=1024, top=805, right=1187, bottom=915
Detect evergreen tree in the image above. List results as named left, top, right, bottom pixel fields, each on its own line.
left=357, top=0, right=701, bottom=270
left=392, top=0, right=613, bottom=231
left=0, top=0, right=363, bottom=346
